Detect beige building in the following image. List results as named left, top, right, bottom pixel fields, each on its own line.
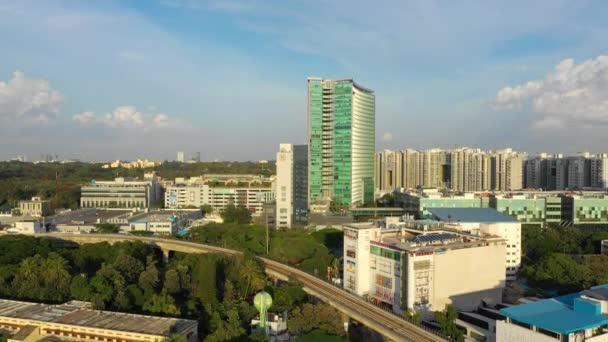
left=0, top=300, right=197, bottom=342
left=18, top=197, right=51, bottom=217
left=343, top=218, right=507, bottom=316
left=490, top=148, right=525, bottom=191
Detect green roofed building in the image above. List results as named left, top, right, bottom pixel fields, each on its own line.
left=307, top=78, right=375, bottom=208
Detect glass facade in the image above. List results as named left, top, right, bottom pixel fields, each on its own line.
left=492, top=198, right=546, bottom=226
left=308, top=80, right=324, bottom=204
left=307, top=78, right=375, bottom=207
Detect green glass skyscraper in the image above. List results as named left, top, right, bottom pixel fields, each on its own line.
left=307, top=78, right=375, bottom=208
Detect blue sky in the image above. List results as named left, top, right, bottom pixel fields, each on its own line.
left=1, top=0, right=607, bottom=161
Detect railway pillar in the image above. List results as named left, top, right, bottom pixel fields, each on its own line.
left=341, top=312, right=351, bottom=334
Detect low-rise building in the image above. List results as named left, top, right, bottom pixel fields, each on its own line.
left=498, top=284, right=608, bottom=342
left=8, top=220, right=45, bottom=234
left=428, top=208, right=521, bottom=281
left=0, top=299, right=197, bottom=342
left=80, top=175, right=161, bottom=209
left=18, top=197, right=51, bottom=217
left=343, top=218, right=507, bottom=316
left=561, top=193, right=608, bottom=225
left=124, top=210, right=202, bottom=235
left=164, top=176, right=275, bottom=217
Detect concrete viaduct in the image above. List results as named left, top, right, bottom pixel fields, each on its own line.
left=35, top=233, right=445, bottom=342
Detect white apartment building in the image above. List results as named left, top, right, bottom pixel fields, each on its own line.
left=343, top=218, right=507, bottom=316
left=80, top=176, right=161, bottom=209
left=276, top=144, right=294, bottom=229
left=164, top=176, right=275, bottom=216
left=429, top=208, right=521, bottom=281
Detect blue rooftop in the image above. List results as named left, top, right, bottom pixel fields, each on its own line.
left=428, top=208, right=517, bottom=223
left=500, top=284, right=608, bottom=334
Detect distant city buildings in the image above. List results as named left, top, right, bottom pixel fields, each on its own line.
left=275, top=144, right=308, bottom=228
left=177, top=151, right=185, bottom=163
left=0, top=299, right=198, bottom=342
left=525, top=152, right=608, bottom=190
left=191, top=151, right=201, bottom=162
left=164, top=174, right=275, bottom=217
left=80, top=173, right=161, bottom=209
left=101, top=159, right=162, bottom=169
left=308, top=78, right=375, bottom=209
left=375, top=147, right=526, bottom=194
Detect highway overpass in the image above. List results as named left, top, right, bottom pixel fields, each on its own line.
left=35, top=233, right=445, bottom=342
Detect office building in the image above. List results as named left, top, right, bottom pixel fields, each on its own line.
left=561, top=192, right=608, bottom=225
left=0, top=299, right=197, bottom=342
left=18, top=197, right=51, bottom=217
left=395, top=189, right=567, bottom=227
left=177, top=151, right=185, bottom=163
left=80, top=175, right=161, bottom=209
left=308, top=77, right=375, bottom=208
left=498, top=284, right=608, bottom=342
left=343, top=217, right=506, bottom=316
left=275, top=144, right=308, bottom=229
left=164, top=176, right=275, bottom=217
left=428, top=208, right=521, bottom=281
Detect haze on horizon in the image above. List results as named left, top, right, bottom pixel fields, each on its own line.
left=1, top=0, right=607, bottom=162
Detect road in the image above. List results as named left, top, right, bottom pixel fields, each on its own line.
left=37, top=233, right=445, bottom=342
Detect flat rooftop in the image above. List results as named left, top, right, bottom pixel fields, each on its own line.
left=0, top=299, right=196, bottom=336
left=429, top=208, right=518, bottom=223
left=500, top=284, right=608, bottom=334
left=49, top=209, right=131, bottom=225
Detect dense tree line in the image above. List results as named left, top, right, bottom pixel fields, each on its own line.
left=0, top=235, right=344, bottom=341
left=187, top=224, right=341, bottom=275
left=521, top=225, right=608, bottom=294
left=0, top=161, right=274, bottom=211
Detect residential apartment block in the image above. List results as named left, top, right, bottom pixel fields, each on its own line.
left=164, top=175, right=275, bottom=216
left=374, top=147, right=525, bottom=194
left=275, top=144, right=308, bottom=228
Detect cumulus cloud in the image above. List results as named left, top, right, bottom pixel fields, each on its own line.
left=494, top=55, right=608, bottom=129
left=0, top=70, right=63, bottom=124
left=73, top=106, right=184, bottom=130
left=382, top=132, right=393, bottom=142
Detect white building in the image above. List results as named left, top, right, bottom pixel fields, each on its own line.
left=80, top=175, right=161, bottom=209
left=275, top=144, right=308, bottom=229
left=276, top=144, right=294, bottom=229
left=164, top=176, right=275, bottom=217
left=9, top=220, right=45, bottom=234
left=428, top=208, right=521, bottom=281
left=343, top=218, right=507, bottom=316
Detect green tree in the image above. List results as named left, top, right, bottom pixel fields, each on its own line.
left=221, top=203, right=251, bottom=224
left=114, top=253, right=145, bottom=284
left=143, top=290, right=180, bottom=316
left=139, top=256, right=160, bottom=294
left=239, top=258, right=265, bottom=297
left=434, top=305, right=464, bottom=342
left=70, top=274, right=92, bottom=300
left=273, top=284, right=307, bottom=313
left=289, top=304, right=345, bottom=336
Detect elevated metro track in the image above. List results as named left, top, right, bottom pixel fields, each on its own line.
left=34, top=233, right=445, bottom=342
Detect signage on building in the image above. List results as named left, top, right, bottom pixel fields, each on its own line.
left=344, top=229, right=358, bottom=240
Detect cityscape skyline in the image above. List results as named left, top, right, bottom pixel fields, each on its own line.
left=1, top=1, right=608, bottom=161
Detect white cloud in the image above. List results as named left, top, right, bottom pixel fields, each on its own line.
left=494, top=55, right=608, bottom=128
left=73, top=106, right=184, bottom=130
left=0, top=70, right=63, bottom=124
left=382, top=132, right=393, bottom=143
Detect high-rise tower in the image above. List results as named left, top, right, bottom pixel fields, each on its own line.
left=307, top=78, right=375, bottom=207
